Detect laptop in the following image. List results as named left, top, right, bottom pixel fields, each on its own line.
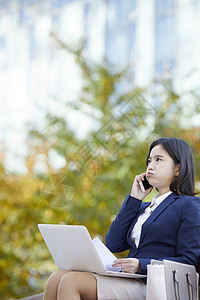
left=38, top=224, right=146, bottom=279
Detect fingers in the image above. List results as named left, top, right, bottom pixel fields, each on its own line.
left=131, top=172, right=152, bottom=200
left=112, top=258, right=135, bottom=267
left=112, top=259, right=130, bottom=266
left=134, top=173, right=146, bottom=185
left=112, top=258, right=140, bottom=273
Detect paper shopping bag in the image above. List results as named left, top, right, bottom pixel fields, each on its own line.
left=146, top=260, right=199, bottom=300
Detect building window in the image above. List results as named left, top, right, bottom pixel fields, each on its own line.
left=52, top=0, right=77, bottom=9
left=105, top=0, right=137, bottom=69
left=155, top=0, right=176, bottom=74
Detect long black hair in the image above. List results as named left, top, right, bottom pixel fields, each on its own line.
left=146, top=137, right=195, bottom=196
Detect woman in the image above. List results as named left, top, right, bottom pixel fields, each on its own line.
left=43, top=137, right=200, bottom=300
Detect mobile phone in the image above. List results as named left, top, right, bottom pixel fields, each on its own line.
left=139, top=176, right=152, bottom=192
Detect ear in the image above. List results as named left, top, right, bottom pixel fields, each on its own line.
left=175, top=164, right=180, bottom=176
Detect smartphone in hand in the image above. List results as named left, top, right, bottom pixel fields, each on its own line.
left=139, top=175, right=152, bottom=192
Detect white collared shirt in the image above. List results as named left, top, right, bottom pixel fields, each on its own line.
left=130, top=191, right=172, bottom=247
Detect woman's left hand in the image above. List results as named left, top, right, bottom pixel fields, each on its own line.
left=112, top=258, right=140, bottom=273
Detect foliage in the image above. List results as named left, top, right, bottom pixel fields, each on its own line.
left=1, top=37, right=200, bottom=299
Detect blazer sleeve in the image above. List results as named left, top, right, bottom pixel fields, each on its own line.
left=160, top=196, right=200, bottom=269
left=139, top=196, right=200, bottom=273
left=105, top=194, right=142, bottom=253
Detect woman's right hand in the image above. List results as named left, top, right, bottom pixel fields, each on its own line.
left=131, top=173, right=153, bottom=200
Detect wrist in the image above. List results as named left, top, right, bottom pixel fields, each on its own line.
left=130, top=193, right=144, bottom=201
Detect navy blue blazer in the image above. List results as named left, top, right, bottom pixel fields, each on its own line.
left=105, top=192, right=200, bottom=274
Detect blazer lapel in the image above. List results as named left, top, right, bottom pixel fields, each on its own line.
left=127, top=202, right=150, bottom=247
left=138, top=192, right=181, bottom=246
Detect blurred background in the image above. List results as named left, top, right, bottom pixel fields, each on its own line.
left=0, top=0, right=200, bottom=298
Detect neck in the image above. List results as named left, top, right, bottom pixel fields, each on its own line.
left=157, top=188, right=171, bottom=197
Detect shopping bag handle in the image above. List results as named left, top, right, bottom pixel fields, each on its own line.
left=185, top=272, right=193, bottom=300
left=172, top=269, right=181, bottom=300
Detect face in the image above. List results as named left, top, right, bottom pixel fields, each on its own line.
left=146, top=144, right=180, bottom=195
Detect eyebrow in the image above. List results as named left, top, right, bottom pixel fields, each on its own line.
left=148, top=154, right=164, bottom=159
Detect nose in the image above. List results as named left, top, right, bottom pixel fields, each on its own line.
left=147, top=161, right=155, bottom=170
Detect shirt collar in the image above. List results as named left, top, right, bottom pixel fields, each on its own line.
left=151, top=191, right=172, bottom=207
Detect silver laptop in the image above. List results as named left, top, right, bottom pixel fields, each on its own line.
left=38, top=224, right=146, bottom=279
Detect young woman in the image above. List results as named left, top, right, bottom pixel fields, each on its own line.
left=43, top=137, right=200, bottom=300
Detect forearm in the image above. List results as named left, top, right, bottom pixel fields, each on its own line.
left=106, top=194, right=142, bottom=252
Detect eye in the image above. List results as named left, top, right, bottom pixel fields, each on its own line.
left=156, top=157, right=162, bottom=162
left=147, top=158, right=151, bottom=165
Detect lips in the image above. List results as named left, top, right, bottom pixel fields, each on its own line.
left=146, top=172, right=153, bottom=177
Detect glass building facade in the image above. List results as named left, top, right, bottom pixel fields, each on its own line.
left=0, top=0, right=200, bottom=171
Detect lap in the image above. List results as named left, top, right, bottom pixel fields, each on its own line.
left=58, top=271, right=97, bottom=300
left=60, top=271, right=97, bottom=283
left=93, top=274, right=146, bottom=300
left=50, top=270, right=146, bottom=300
